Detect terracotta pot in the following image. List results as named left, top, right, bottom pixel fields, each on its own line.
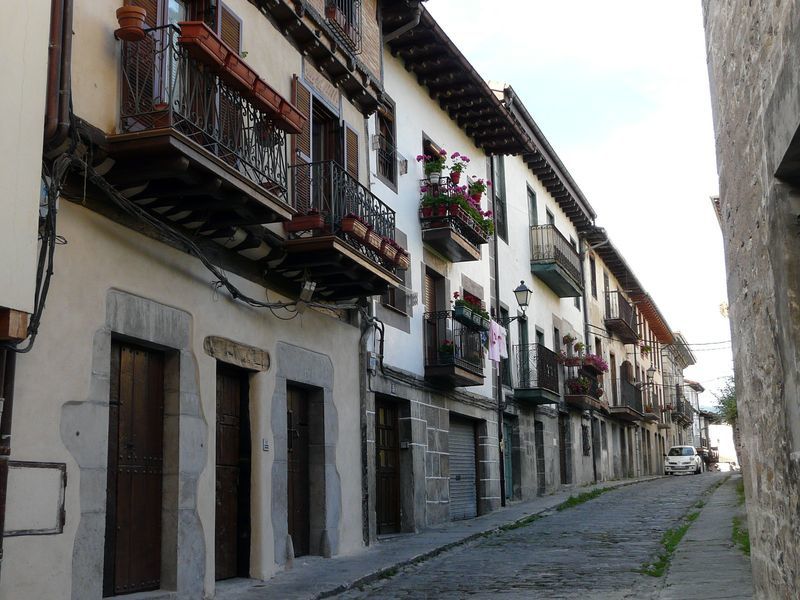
left=177, top=21, right=228, bottom=69
left=420, top=207, right=433, bottom=218
left=152, top=102, right=171, bottom=128
left=275, top=100, right=306, bottom=135
left=224, top=52, right=258, bottom=92
left=470, top=193, right=482, bottom=203
left=381, top=239, right=398, bottom=263
left=450, top=171, right=461, bottom=184
left=449, top=203, right=461, bottom=216
left=252, top=78, right=283, bottom=115
left=365, top=229, right=383, bottom=251
left=285, top=213, right=325, bottom=233
left=341, top=216, right=368, bottom=239
left=115, top=5, right=147, bottom=41
left=395, top=250, right=411, bottom=271
left=436, top=205, right=447, bottom=216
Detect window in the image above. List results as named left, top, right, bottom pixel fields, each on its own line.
left=492, top=155, right=508, bottom=242
left=325, top=0, right=362, bottom=54
left=375, top=101, right=396, bottom=188
left=527, top=186, right=538, bottom=226
left=553, top=327, right=561, bottom=352
left=546, top=209, right=555, bottom=225
left=589, top=256, right=597, bottom=298
left=381, top=274, right=407, bottom=314
left=594, top=336, right=602, bottom=357
left=535, top=328, right=545, bottom=346
left=500, top=306, right=512, bottom=385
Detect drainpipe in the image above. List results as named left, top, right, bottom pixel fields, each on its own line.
left=489, top=156, right=506, bottom=508
left=578, top=237, right=597, bottom=485
left=382, top=1, right=423, bottom=43
left=0, top=349, right=17, bottom=577
left=44, top=0, right=73, bottom=150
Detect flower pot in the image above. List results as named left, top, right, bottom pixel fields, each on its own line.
left=365, top=229, right=383, bottom=251
left=177, top=21, right=228, bottom=69
left=420, top=207, right=433, bottom=218
left=252, top=78, right=283, bottom=115
left=275, top=99, right=306, bottom=135
left=224, top=52, right=258, bottom=92
left=341, top=216, right=368, bottom=239
left=285, top=213, right=324, bottom=233
left=470, top=193, right=482, bottom=203
left=395, top=249, right=411, bottom=271
left=449, top=203, right=461, bottom=216
left=152, top=102, right=172, bottom=128
left=453, top=305, right=474, bottom=327
left=115, top=5, right=147, bottom=41
left=380, top=239, right=398, bottom=263
left=426, top=170, right=442, bottom=184
left=438, top=351, right=455, bottom=364
left=436, top=205, right=447, bottom=217
left=450, top=171, right=461, bottom=184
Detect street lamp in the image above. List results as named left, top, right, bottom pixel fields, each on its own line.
left=501, top=281, right=533, bottom=324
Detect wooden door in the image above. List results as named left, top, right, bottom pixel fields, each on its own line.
left=287, top=387, right=310, bottom=557
left=375, top=399, right=400, bottom=535
left=104, top=341, right=164, bottom=597
left=558, top=414, right=569, bottom=485
left=215, top=365, right=251, bottom=580
left=503, top=421, right=514, bottom=500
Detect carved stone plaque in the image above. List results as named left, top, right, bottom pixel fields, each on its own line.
left=203, top=336, right=270, bottom=372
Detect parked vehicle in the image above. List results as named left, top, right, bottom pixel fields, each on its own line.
left=664, top=445, right=703, bottom=475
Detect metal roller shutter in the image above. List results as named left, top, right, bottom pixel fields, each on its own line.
left=449, top=417, right=477, bottom=520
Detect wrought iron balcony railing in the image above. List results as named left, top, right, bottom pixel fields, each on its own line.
left=619, top=379, right=644, bottom=413
left=424, top=311, right=484, bottom=375
left=529, top=225, right=583, bottom=287
left=325, top=0, right=363, bottom=54
left=605, top=291, right=638, bottom=342
left=513, top=344, right=560, bottom=394
left=120, top=25, right=288, bottom=201
left=288, top=160, right=399, bottom=271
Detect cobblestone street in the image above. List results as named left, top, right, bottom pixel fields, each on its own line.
left=338, top=474, right=725, bottom=600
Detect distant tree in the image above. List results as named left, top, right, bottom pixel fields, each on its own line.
left=713, top=376, right=737, bottom=424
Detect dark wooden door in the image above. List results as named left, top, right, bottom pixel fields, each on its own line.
left=535, top=421, right=546, bottom=495
left=558, top=414, right=569, bottom=485
left=375, top=399, right=400, bottom=535
left=104, top=341, right=164, bottom=597
left=215, top=365, right=251, bottom=580
left=287, top=387, right=310, bottom=557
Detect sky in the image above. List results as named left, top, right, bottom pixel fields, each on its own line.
left=427, top=0, right=732, bottom=408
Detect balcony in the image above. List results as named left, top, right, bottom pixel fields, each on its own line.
left=672, top=397, right=693, bottom=427
left=419, top=179, right=490, bottom=263
left=108, top=25, right=294, bottom=229
left=604, top=291, right=638, bottom=343
left=512, top=344, right=560, bottom=405
left=529, top=225, right=583, bottom=297
left=564, top=367, right=607, bottom=412
left=608, top=379, right=644, bottom=422
left=423, top=311, right=484, bottom=387
left=273, top=161, right=406, bottom=299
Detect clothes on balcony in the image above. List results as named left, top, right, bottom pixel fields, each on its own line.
left=488, top=321, right=508, bottom=363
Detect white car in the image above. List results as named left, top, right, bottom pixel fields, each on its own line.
left=664, top=445, right=703, bottom=475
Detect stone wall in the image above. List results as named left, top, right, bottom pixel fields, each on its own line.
left=703, top=1, right=800, bottom=596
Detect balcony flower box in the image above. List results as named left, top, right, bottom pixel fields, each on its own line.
left=177, top=21, right=228, bottom=69
left=395, top=248, right=410, bottom=271
left=252, top=78, right=283, bottom=116
left=341, top=215, right=368, bottom=240
left=276, top=100, right=306, bottom=135
left=224, top=52, right=258, bottom=92
left=285, top=212, right=325, bottom=233
left=380, top=238, right=398, bottom=263
left=453, top=305, right=474, bottom=327
left=365, top=228, right=383, bottom=252
left=471, top=314, right=490, bottom=332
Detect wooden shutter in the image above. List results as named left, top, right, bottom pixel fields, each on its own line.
left=424, top=272, right=436, bottom=314
left=344, top=124, right=359, bottom=179
left=131, top=0, right=158, bottom=28
left=292, top=76, right=313, bottom=212
left=219, top=3, right=242, bottom=53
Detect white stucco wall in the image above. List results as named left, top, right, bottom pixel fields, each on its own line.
left=0, top=202, right=365, bottom=599
left=0, top=1, right=51, bottom=314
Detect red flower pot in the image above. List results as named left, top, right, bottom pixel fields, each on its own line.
left=380, top=239, right=398, bottom=263
left=450, top=171, right=461, bottom=184
left=285, top=213, right=325, bottom=233
left=436, top=205, right=447, bottom=216
left=252, top=78, right=283, bottom=115
left=421, top=207, right=433, bottom=218
left=224, top=52, right=258, bottom=92
left=115, top=5, right=147, bottom=41
left=177, top=21, right=228, bottom=69
left=470, top=193, right=482, bottom=203
left=395, top=250, right=411, bottom=271
left=341, top=216, right=368, bottom=239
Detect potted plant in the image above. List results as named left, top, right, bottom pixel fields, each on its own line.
left=177, top=21, right=229, bottom=69
left=468, top=178, right=490, bottom=202
left=582, top=353, right=609, bottom=374
left=567, top=376, right=591, bottom=395
left=341, top=213, right=368, bottom=239
left=452, top=292, right=474, bottom=326
left=285, top=209, right=324, bottom=233
left=416, top=149, right=447, bottom=182
left=394, top=247, right=411, bottom=271
left=449, top=152, right=470, bottom=184
left=365, top=226, right=383, bottom=252
left=116, top=3, right=148, bottom=42
left=640, top=343, right=652, bottom=357
left=438, top=339, right=455, bottom=363
left=380, top=237, right=398, bottom=263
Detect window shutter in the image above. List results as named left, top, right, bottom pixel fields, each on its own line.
left=131, top=0, right=158, bottom=28
left=344, top=124, right=359, bottom=179
left=219, top=3, right=242, bottom=54
left=424, top=273, right=435, bottom=314
left=292, top=76, right=313, bottom=212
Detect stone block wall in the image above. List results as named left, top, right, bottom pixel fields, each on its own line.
left=703, top=1, right=800, bottom=595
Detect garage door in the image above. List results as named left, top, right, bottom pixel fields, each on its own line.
left=449, top=417, right=477, bottom=520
